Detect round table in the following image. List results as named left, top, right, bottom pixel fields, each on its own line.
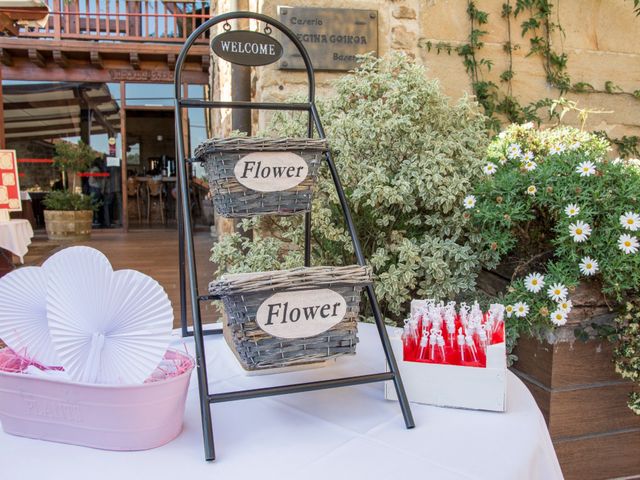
left=0, top=324, right=563, bottom=480
left=0, top=219, right=34, bottom=263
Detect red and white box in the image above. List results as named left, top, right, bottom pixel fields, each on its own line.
left=385, top=300, right=507, bottom=412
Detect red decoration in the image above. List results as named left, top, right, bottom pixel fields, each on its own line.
left=0, top=150, right=21, bottom=212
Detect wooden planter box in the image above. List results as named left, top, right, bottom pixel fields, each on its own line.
left=512, top=336, right=640, bottom=480
left=512, top=283, right=640, bottom=479
left=479, top=271, right=640, bottom=479
left=43, top=210, right=92, bottom=242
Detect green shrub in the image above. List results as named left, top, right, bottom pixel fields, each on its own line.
left=211, top=53, right=492, bottom=323
left=469, top=123, right=640, bottom=351
left=43, top=190, right=96, bottom=211
left=53, top=140, right=95, bottom=191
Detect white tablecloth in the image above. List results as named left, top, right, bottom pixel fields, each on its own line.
left=0, top=324, right=563, bottom=480
left=0, top=219, right=34, bottom=263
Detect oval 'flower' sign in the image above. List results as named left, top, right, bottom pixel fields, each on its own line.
left=234, top=151, right=308, bottom=192
left=211, top=30, right=283, bottom=66
left=255, top=289, right=347, bottom=339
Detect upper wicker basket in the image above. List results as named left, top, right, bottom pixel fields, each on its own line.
left=194, top=137, right=328, bottom=218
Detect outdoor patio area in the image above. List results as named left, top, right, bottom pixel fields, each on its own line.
left=21, top=228, right=219, bottom=328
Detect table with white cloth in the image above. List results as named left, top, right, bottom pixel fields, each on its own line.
left=0, top=219, right=34, bottom=263
left=0, top=323, right=563, bottom=480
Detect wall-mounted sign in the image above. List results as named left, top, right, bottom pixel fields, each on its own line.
left=233, top=152, right=308, bottom=192
left=0, top=150, right=21, bottom=212
left=211, top=30, right=283, bottom=66
left=277, top=6, right=378, bottom=71
left=255, top=288, right=347, bottom=339
left=109, top=70, right=174, bottom=82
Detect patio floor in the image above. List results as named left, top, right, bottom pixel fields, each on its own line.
left=22, top=228, right=220, bottom=328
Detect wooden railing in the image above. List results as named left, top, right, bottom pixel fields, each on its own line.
left=18, top=0, right=210, bottom=43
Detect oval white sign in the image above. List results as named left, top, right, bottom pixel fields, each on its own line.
left=255, top=289, right=347, bottom=339
left=233, top=152, right=309, bottom=192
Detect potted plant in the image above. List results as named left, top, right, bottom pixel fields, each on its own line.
left=43, top=140, right=97, bottom=241
left=468, top=122, right=640, bottom=479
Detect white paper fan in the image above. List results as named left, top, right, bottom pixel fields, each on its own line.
left=44, top=246, right=174, bottom=384
left=0, top=266, right=61, bottom=365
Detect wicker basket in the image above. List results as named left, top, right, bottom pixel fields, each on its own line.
left=209, top=265, right=371, bottom=371
left=194, top=137, right=328, bottom=217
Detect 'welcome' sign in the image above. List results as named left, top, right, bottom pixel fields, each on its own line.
left=255, top=289, right=347, bottom=339
left=233, top=152, right=308, bottom=192
left=211, top=30, right=283, bottom=66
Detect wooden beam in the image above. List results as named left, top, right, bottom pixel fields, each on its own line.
left=0, top=67, right=5, bottom=149
left=4, top=96, right=113, bottom=110
left=0, top=48, right=12, bottom=67
left=2, top=62, right=209, bottom=85
left=201, top=54, right=210, bottom=73
left=90, top=51, right=103, bottom=69
left=129, top=52, right=140, bottom=70
left=28, top=49, right=45, bottom=68
left=6, top=121, right=83, bottom=135
left=0, top=37, right=209, bottom=57
left=167, top=53, right=176, bottom=71
left=120, top=81, right=128, bottom=232
left=79, top=89, right=117, bottom=137
left=52, top=50, right=68, bottom=68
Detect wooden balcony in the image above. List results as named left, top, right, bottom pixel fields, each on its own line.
left=0, top=1, right=212, bottom=84
left=18, top=0, right=211, bottom=44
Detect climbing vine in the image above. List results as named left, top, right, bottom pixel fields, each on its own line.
left=420, top=0, right=640, bottom=155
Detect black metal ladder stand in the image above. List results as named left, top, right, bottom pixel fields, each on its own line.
left=174, top=11, right=415, bottom=461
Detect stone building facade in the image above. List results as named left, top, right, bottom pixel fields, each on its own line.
left=210, top=0, right=639, bottom=143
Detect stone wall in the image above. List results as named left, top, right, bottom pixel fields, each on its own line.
left=210, top=0, right=639, bottom=142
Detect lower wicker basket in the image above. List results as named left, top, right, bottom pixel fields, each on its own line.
left=209, top=265, right=371, bottom=371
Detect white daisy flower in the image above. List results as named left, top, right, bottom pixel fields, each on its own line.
left=524, top=272, right=545, bottom=293
left=483, top=163, right=497, bottom=175
left=620, top=212, right=640, bottom=232
left=522, top=151, right=535, bottom=162
left=505, top=305, right=515, bottom=318
left=522, top=122, right=534, bottom=130
left=498, top=131, right=508, bottom=139
left=514, top=302, right=529, bottom=318
left=569, top=141, right=581, bottom=150
left=523, top=160, right=537, bottom=171
left=618, top=234, right=639, bottom=254
left=576, top=161, right=596, bottom=177
left=507, top=143, right=522, bottom=160
left=463, top=195, right=476, bottom=209
left=579, top=256, right=599, bottom=276
left=550, top=310, right=568, bottom=326
left=564, top=204, right=580, bottom=217
left=569, top=221, right=592, bottom=243
left=526, top=185, right=537, bottom=196
left=548, top=144, right=564, bottom=155
left=557, top=299, right=573, bottom=313
left=547, top=283, right=568, bottom=302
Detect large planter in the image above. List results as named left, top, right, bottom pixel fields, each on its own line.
left=478, top=272, right=640, bottom=479
left=511, top=282, right=640, bottom=480
left=43, top=210, right=92, bottom=242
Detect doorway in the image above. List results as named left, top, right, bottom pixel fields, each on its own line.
left=124, top=108, right=176, bottom=228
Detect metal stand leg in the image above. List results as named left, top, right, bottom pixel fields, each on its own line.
left=178, top=166, right=189, bottom=338
left=176, top=112, right=216, bottom=461
left=311, top=104, right=415, bottom=429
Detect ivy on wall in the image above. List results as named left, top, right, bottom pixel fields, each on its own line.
left=420, top=0, right=640, bottom=156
